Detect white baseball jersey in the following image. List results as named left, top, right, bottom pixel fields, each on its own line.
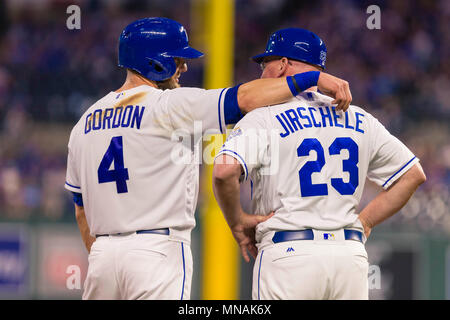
left=218, top=91, right=418, bottom=248
left=65, top=84, right=232, bottom=243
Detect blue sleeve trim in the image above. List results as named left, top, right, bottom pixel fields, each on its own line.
left=382, top=156, right=416, bottom=188
left=218, top=149, right=248, bottom=181
left=223, top=84, right=244, bottom=125
left=72, top=192, right=84, bottom=206
left=65, top=181, right=81, bottom=189
left=217, top=88, right=227, bottom=134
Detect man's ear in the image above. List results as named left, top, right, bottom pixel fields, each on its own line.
left=277, top=57, right=289, bottom=77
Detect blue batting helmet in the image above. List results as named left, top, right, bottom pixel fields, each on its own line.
left=118, top=17, right=204, bottom=81
left=252, top=28, right=327, bottom=69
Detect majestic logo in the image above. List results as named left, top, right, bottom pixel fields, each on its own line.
left=286, top=247, right=295, bottom=253
left=323, top=233, right=335, bottom=240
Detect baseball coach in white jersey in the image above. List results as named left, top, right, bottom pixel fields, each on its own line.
left=64, top=18, right=354, bottom=300
left=212, top=28, right=426, bottom=300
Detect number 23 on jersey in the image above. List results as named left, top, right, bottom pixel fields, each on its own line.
left=297, top=137, right=359, bottom=197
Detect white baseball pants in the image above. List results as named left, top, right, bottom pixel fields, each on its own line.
left=253, top=230, right=369, bottom=300
left=82, top=232, right=192, bottom=300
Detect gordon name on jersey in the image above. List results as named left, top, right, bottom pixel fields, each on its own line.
left=84, top=104, right=146, bottom=134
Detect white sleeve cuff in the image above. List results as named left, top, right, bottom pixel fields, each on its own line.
left=382, top=156, right=419, bottom=189
left=64, top=181, right=82, bottom=193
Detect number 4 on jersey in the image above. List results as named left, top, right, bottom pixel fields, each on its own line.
left=98, top=136, right=129, bottom=193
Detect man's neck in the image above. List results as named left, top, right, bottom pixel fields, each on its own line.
left=115, top=70, right=158, bottom=93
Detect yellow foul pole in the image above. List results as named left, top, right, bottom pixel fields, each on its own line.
left=201, top=0, right=239, bottom=299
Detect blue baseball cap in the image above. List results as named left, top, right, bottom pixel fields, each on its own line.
left=252, top=28, right=327, bottom=69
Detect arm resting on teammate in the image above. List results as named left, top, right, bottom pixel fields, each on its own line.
left=237, top=72, right=352, bottom=114
left=75, top=204, right=96, bottom=253
left=212, top=155, right=272, bottom=262
left=358, top=163, right=426, bottom=239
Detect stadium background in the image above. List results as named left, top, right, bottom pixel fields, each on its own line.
left=0, top=0, right=449, bottom=299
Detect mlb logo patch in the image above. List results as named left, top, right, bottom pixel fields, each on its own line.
left=323, top=233, right=335, bottom=240
left=226, top=127, right=242, bottom=141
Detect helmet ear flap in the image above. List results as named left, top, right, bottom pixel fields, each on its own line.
left=144, top=56, right=177, bottom=81
left=147, top=58, right=166, bottom=74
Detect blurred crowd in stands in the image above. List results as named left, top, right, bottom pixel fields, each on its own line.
left=0, top=0, right=449, bottom=233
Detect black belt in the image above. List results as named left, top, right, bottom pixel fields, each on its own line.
left=96, top=228, right=170, bottom=238
left=272, top=229, right=363, bottom=243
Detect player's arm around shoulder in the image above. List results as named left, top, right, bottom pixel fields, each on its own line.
left=161, top=71, right=352, bottom=136
left=237, top=71, right=352, bottom=114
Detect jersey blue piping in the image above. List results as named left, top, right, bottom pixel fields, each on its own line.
left=218, top=149, right=248, bottom=181
left=65, top=181, right=81, bottom=189
left=258, top=250, right=264, bottom=300
left=180, top=242, right=186, bottom=300
left=382, top=156, right=416, bottom=188
left=218, top=88, right=227, bottom=134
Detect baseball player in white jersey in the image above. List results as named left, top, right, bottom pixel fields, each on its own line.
left=212, top=28, right=426, bottom=300
left=64, top=19, right=353, bottom=300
